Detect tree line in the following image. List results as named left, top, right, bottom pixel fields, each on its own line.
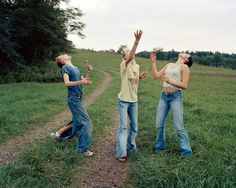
left=136, top=49, right=236, bottom=70
left=0, top=0, right=85, bottom=83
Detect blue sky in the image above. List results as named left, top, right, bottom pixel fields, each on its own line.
left=62, top=0, right=236, bottom=53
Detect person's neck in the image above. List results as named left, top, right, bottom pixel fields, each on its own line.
left=176, top=58, right=185, bottom=65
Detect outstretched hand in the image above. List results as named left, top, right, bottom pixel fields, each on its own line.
left=150, top=52, right=156, bottom=64
left=134, top=30, right=143, bottom=42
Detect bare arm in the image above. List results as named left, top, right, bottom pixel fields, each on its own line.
left=161, top=65, right=190, bottom=90
left=150, top=52, right=168, bottom=80
left=63, top=73, right=92, bottom=87
left=85, top=63, right=92, bottom=79
left=125, top=30, right=143, bottom=67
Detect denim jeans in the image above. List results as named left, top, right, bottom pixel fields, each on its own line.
left=67, top=94, right=92, bottom=153
left=154, top=90, right=192, bottom=156
left=116, top=99, right=138, bottom=158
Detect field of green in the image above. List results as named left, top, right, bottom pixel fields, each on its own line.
left=0, top=50, right=235, bottom=187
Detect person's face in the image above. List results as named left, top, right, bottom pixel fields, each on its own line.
left=123, top=50, right=135, bottom=60
left=59, top=57, right=65, bottom=64
left=123, top=51, right=130, bottom=60
left=179, top=53, right=190, bottom=63
left=56, top=57, right=65, bottom=68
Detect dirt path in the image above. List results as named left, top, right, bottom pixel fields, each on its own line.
left=0, top=71, right=112, bottom=166
left=72, top=115, right=130, bottom=188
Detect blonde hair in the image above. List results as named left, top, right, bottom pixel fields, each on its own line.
left=55, top=54, right=71, bottom=68
left=55, top=55, right=64, bottom=63
left=55, top=54, right=66, bottom=68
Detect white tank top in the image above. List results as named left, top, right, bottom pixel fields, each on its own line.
left=163, top=64, right=182, bottom=90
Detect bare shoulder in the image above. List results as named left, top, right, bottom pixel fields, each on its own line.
left=165, top=62, right=172, bottom=68
left=181, top=64, right=189, bottom=70
left=167, top=62, right=178, bottom=68
left=181, top=64, right=190, bottom=74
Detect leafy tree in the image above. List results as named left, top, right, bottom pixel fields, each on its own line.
left=0, top=0, right=86, bottom=69
left=117, top=44, right=128, bottom=54
left=136, top=48, right=236, bottom=70
left=0, top=0, right=21, bottom=67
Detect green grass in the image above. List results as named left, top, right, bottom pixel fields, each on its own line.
left=0, top=50, right=235, bottom=187
left=0, top=83, right=65, bottom=143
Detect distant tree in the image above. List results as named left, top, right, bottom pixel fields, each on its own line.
left=136, top=51, right=149, bottom=59
left=167, top=50, right=179, bottom=60
left=153, top=47, right=167, bottom=60
left=108, top=49, right=115, bottom=53
left=117, top=45, right=128, bottom=54
left=0, top=0, right=21, bottom=67
left=213, top=52, right=223, bottom=67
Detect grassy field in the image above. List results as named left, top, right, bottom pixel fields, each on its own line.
left=0, top=50, right=235, bottom=187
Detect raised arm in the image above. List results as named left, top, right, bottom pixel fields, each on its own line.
left=150, top=52, right=168, bottom=80
left=63, top=73, right=92, bottom=87
left=85, top=63, right=93, bottom=79
left=125, top=30, right=143, bottom=67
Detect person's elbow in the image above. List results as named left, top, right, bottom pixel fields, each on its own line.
left=152, top=73, right=161, bottom=80
left=152, top=75, right=159, bottom=80
left=182, top=83, right=188, bottom=90
left=64, top=81, right=70, bottom=87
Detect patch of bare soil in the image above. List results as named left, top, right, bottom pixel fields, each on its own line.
left=73, top=116, right=130, bottom=188
left=0, top=71, right=112, bottom=166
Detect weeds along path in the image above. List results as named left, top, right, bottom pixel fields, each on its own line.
left=0, top=71, right=112, bottom=166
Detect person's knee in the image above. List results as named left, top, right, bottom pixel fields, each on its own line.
left=174, top=124, right=185, bottom=131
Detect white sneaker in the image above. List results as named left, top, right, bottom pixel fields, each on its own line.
left=84, top=151, right=93, bottom=156
left=50, top=132, right=60, bottom=139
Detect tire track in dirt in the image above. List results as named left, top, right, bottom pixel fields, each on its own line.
left=0, top=71, right=112, bottom=166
